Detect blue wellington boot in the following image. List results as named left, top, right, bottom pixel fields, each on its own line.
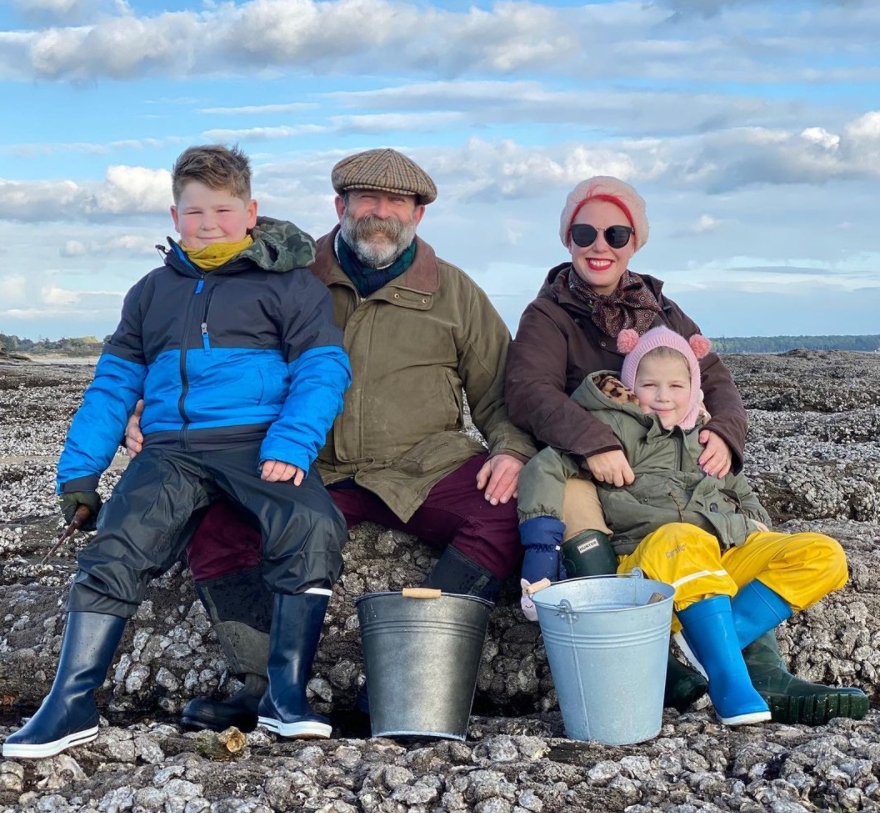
left=2, top=612, right=126, bottom=759
left=731, top=581, right=793, bottom=650
left=677, top=596, right=771, bottom=726
left=257, top=592, right=332, bottom=739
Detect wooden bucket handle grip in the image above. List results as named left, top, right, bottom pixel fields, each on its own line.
left=401, top=587, right=443, bottom=599
left=525, top=578, right=552, bottom=595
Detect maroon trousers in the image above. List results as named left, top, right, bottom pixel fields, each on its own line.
left=187, top=454, right=522, bottom=582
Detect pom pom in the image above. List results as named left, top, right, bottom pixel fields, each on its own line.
left=617, top=329, right=640, bottom=354
left=689, top=333, right=711, bottom=359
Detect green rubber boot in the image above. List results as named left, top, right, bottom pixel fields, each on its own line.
left=743, top=631, right=870, bottom=725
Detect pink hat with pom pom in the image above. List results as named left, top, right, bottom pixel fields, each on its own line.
left=617, top=326, right=712, bottom=430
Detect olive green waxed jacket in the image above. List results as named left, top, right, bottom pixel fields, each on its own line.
left=517, top=372, right=770, bottom=556
left=310, top=227, right=537, bottom=521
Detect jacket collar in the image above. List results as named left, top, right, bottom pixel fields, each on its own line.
left=312, top=225, right=440, bottom=293
left=537, top=263, right=667, bottom=317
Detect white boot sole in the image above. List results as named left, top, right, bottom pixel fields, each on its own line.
left=716, top=709, right=772, bottom=726
left=1, top=725, right=98, bottom=759
left=257, top=717, right=331, bottom=739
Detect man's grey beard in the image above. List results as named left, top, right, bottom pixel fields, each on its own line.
left=340, top=210, right=416, bottom=269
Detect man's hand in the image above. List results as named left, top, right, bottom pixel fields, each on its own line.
left=58, top=491, right=102, bottom=531
left=124, top=399, right=145, bottom=459
left=698, top=428, right=732, bottom=478
left=476, top=453, right=523, bottom=505
left=586, top=449, right=635, bottom=487
left=261, top=460, right=305, bottom=484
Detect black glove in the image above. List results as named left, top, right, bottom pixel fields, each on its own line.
left=58, top=491, right=102, bottom=531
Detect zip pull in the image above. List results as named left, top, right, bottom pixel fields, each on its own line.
left=201, top=322, right=212, bottom=354
left=195, top=279, right=205, bottom=294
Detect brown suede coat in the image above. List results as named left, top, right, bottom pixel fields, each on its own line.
left=506, top=263, right=747, bottom=471
left=310, top=226, right=537, bottom=521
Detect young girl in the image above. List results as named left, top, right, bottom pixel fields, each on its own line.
left=518, top=326, right=855, bottom=725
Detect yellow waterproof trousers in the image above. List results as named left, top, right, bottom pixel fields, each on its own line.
left=617, top=522, right=848, bottom=631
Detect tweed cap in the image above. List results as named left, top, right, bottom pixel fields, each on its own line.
left=560, top=176, right=649, bottom=253
left=331, top=148, right=437, bottom=205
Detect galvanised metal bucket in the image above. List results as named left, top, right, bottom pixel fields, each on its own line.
left=533, top=572, right=674, bottom=745
left=356, top=588, right=493, bottom=741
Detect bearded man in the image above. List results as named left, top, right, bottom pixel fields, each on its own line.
left=127, top=148, right=536, bottom=733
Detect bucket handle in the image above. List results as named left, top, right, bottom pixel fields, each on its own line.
left=401, top=587, right=443, bottom=599
left=552, top=569, right=646, bottom=622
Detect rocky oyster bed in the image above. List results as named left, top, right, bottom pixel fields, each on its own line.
left=1, top=351, right=879, bottom=812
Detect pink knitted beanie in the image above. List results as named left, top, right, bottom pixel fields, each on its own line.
left=559, top=176, right=649, bottom=252
left=617, top=326, right=711, bottom=430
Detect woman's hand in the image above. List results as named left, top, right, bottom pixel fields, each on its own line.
left=698, top=428, right=732, bottom=478
left=748, top=519, right=770, bottom=533
left=124, top=400, right=145, bottom=459
left=586, top=449, right=635, bottom=487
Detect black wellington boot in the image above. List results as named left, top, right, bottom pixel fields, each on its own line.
left=422, top=546, right=502, bottom=602
left=2, top=612, right=126, bottom=759
left=257, top=592, right=332, bottom=739
left=181, top=568, right=273, bottom=732
left=743, top=631, right=869, bottom=725
left=181, top=673, right=268, bottom=733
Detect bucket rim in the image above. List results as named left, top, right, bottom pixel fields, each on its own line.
left=355, top=591, right=494, bottom=608
left=532, top=574, right=674, bottom=610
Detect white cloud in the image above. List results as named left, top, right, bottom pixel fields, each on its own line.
left=0, top=273, right=27, bottom=305
left=2, top=0, right=877, bottom=86
left=41, top=284, right=80, bottom=305
left=60, top=234, right=158, bottom=256
left=199, top=102, right=316, bottom=115
left=0, top=166, right=171, bottom=222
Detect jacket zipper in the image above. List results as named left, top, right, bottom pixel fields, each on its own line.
left=177, top=274, right=206, bottom=449
left=201, top=285, right=217, bottom=355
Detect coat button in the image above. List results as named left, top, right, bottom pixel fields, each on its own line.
left=709, top=502, right=719, bottom=512
left=421, top=298, right=428, bottom=304
left=600, top=341, right=606, bottom=347
left=393, top=293, right=400, bottom=299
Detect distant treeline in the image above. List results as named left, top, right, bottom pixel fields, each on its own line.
left=3, top=332, right=879, bottom=357
left=710, top=335, right=880, bottom=354
left=0, top=333, right=108, bottom=356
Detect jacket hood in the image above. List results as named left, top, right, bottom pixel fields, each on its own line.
left=571, top=370, right=674, bottom=440
left=240, top=216, right=317, bottom=273
left=164, top=216, right=317, bottom=276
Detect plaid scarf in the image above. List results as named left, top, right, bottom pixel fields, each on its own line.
left=568, top=267, right=661, bottom=338
left=336, top=234, right=417, bottom=298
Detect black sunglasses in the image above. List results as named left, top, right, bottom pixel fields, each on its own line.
left=570, top=223, right=633, bottom=249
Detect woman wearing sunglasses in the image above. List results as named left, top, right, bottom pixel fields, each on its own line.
left=504, top=175, right=858, bottom=723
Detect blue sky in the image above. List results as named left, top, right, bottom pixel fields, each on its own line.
left=1, top=0, right=879, bottom=340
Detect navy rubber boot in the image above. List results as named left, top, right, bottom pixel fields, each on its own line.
left=257, top=592, right=332, bottom=739
left=423, top=546, right=502, bottom=602
left=2, top=612, right=126, bottom=759
left=731, top=580, right=793, bottom=650
left=677, top=596, right=771, bottom=726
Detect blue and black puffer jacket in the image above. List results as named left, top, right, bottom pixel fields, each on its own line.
left=58, top=217, right=351, bottom=493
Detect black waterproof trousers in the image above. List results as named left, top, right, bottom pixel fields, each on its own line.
left=68, top=442, right=346, bottom=618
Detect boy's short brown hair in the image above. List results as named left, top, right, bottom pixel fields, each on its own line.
left=172, top=144, right=252, bottom=203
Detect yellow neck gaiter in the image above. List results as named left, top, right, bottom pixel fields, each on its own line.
left=183, top=236, right=254, bottom=271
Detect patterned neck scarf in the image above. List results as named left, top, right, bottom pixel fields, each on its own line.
left=336, top=234, right=417, bottom=298
left=568, top=267, right=661, bottom=338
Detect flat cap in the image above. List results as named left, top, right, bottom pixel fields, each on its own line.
left=331, top=148, right=437, bottom=205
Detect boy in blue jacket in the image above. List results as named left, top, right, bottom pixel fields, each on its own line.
left=3, top=145, right=352, bottom=759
